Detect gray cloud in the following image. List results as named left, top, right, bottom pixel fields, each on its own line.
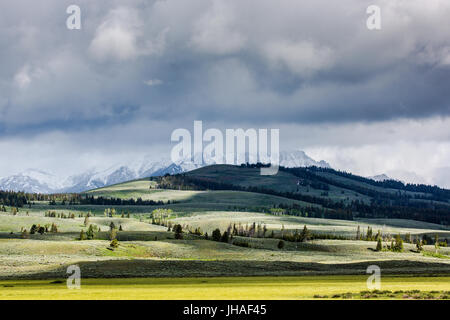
left=1, top=0, right=450, bottom=186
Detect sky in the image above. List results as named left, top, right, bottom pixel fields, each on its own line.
left=1, top=0, right=450, bottom=187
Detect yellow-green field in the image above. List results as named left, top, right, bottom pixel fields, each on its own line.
left=1, top=173, right=449, bottom=300
left=1, top=276, right=449, bottom=300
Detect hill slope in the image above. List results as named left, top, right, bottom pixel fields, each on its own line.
left=0, top=150, right=330, bottom=193
left=86, top=164, right=450, bottom=225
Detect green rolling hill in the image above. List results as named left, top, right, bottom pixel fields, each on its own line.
left=84, top=164, right=450, bottom=225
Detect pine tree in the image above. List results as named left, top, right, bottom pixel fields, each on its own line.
left=108, top=228, right=117, bottom=241
left=173, top=224, right=183, bottom=239
left=110, top=239, right=119, bottom=248
left=376, top=238, right=382, bottom=251
left=366, top=226, right=373, bottom=241
left=405, top=233, right=411, bottom=243
left=30, top=224, right=37, bottom=234
left=212, top=228, right=221, bottom=242
left=435, top=234, right=440, bottom=254
left=21, top=229, right=29, bottom=239
left=300, top=225, right=310, bottom=242
left=50, top=223, right=58, bottom=233
left=416, top=240, right=423, bottom=252
left=79, top=230, right=87, bottom=240
left=221, top=231, right=229, bottom=243
left=394, top=234, right=403, bottom=252
left=86, top=224, right=96, bottom=240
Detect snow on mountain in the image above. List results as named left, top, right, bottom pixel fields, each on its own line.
left=368, top=174, right=391, bottom=182
left=279, top=150, right=330, bottom=168
left=0, top=150, right=330, bottom=193
left=0, top=169, right=66, bottom=193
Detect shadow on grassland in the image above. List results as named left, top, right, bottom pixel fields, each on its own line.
left=2, top=259, right=450, bottom=280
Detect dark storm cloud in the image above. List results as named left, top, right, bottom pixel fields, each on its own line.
left=1, top=0, right=450, bottom=135
left=1, top=0, right=450, bottom=187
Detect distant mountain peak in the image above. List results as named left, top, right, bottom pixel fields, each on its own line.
left=368, top=174, right=391, bottom=182
left=0, top=150, right=330, bottom=193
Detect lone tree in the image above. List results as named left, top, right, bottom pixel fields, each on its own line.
left=376, top=238, right=382, bottom=251
left=435, top=234, right=440, bottom=254
left=86, top=224, right=96, bottom=240
left=108, top=226, right=118, bottom=241
left=416, top=240, right=424, bottom=252
left=173, top=224, right=183, bottom=239
left=393, top=234, right=404, bottom=252
left=79, top=230, right=87, bottom=240
left=110, top=238, right=119, bottom=249
left=277, top=240, right=285, bottom=250
left=356, top=225, right=361, bottom=240
left=212, top=228, right=222, bottom=242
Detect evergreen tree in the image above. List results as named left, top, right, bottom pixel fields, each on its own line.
left=435, top=234, right=440, bottom=254
left=108, top=228, right=117, bottom=241
left=50, top=223, right=58, bottom=233
left=376, top=238, right=382, bottom=251
left=221, top=231, right=229, bottom=243
left=86, top=224, right=96, bottom=240
left=173, top=224, right=183, bottom=239
left=79, top=230, right=87, bottom=240
left=416, top=240, right=423, bottom=252
left=405, top=233, right=411, bottom=243
left=300, top=225, right=310, bottom=242
left=38, top=226, right=45, bottom=235
left=110, top=239, right=119, bottom=248
left=212, top=228, right=221, bottom=242
left=30, top=224, right=37, bottom=234
left=21, top=229, right=28, bottom=239
left=394, top=234, right=404, bottom=252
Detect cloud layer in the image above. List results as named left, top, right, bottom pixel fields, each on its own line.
left=0, top=0, right=450, bottom=186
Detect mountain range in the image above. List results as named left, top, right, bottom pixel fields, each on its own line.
left=0, top=150, right=330, bottom=194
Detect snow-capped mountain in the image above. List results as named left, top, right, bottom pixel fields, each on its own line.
left=0, top=169, right=66, bottom=193
left=0, top=150, right=330, bottom=193
left=279, top=150, right=330, bottom=168
left=368, top=174, right=391, bottom=182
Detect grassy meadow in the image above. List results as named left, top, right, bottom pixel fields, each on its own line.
left=1, top=276, right=449, bottom=300
left=1, top=174, right=450, bottom=299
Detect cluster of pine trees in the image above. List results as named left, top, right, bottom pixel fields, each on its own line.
left=21, top=223, right=58, bottom=238
left=44, top=211, right=76, bottom=219
left=156, top=171, right=449, bottom=225
left=0, top=191, right=28, bottom=207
